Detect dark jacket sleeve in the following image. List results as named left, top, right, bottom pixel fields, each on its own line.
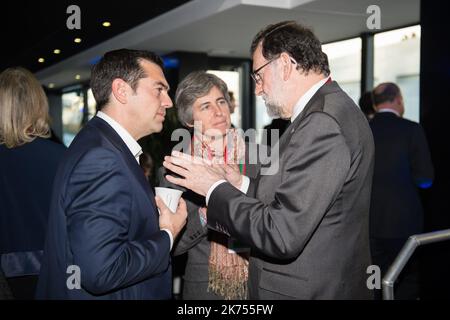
left=65, top=148, right=171, bottom=295
left=410, top=124, right=434, bottom=187
left=0, top=268, right=13, bottom=299
left=207, top=113, right=351, bottom=259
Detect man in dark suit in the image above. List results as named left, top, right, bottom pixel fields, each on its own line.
left=164, top=21, right=375, bottom=299
left=36, top=49, right=187, bottom=299
left=369, top=82, right=434, bottom=300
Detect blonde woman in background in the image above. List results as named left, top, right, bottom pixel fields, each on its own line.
left=0, top=67, right=66, bottom=299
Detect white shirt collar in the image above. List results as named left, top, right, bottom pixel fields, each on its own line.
left=291, top=76, right=331, bottom=123
left=377, top=108, right=400, bottom=117
left=96, top=111, right=143, bottom=163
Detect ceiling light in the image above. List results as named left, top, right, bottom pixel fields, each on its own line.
left=74, top=38, right=82, bottom=43
left=38, top=58, right=45, bottom=63
left=75, top=75, right=81, bottom=80
left=53, top=49, right=61, bottom=54
left=48, top=83, right=55, bottom=89
left=102, top=21, right=111, bottom=27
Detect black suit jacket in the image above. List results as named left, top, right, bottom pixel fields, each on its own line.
left=208, top=81, right=375, bottom=299
left=369, top=112, right=434, bottom=238
left=36, top=117, right=172, bottom=299
left=0, top=268, right=13, bottom=299
left=0, top=137, right=66, bottom=277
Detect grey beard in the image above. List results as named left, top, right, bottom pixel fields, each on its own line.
left=264, top=99, right=284, bottom=118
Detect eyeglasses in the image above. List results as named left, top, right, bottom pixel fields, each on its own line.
left=250, top=59, right=275, bottom=85
left=251, top=57, right=298, bottom=85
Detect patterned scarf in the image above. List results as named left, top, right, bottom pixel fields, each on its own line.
left=192, top=129, right=249, bottom=300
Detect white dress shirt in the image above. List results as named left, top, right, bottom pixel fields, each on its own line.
left=206, top=176, right=250, bottom=205
left=206, top=76, right=331, bottom=204
left=96, top=111, right=143, bottom=162
left=377, top=108, right=400, bottom=117
left=291, top=76, right=331, bottom=123
left=96, top=111, right=174, bottom=250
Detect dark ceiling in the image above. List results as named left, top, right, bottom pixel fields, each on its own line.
left=0, top=0, right=192, bottom=73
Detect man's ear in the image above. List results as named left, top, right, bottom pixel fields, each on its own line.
left=280, top=52, right=294, bottom=81
left=111, top=78, right=130, bottom=104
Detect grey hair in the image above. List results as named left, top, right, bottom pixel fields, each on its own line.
left=175, top=71, right=230, bottom=126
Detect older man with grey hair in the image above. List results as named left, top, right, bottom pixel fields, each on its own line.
left=164, top=21, right=375, bottom=299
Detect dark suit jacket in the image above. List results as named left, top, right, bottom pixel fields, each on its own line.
left=369, top=112, right=434, bottom=238
left=36, top=117, right=172, bottom=299
left=0, top=268, right=13, bottom=299
left=208, top=81, right=375, bottom=299
left=0, top=137, right=66, bottom=277
left=158, top=144, right=260, bottom=299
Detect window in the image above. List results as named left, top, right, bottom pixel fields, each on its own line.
left=87, top=88, right=97, bottom=120
left=206, top=70, right=241, bottom=128
left=374, top=25, right=421, bottom=122
left=322, top=38, right=362, bottom=104
left=254, top=96, right=273, bottom=143
left=62, top=91, right=84, bottom=146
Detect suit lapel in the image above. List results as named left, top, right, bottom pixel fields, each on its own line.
left=278, top=81, right=342, bottom=153
left=88, top=117, right=156, bottom=208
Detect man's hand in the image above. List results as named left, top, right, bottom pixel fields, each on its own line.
left=156, top=196, right=187, bottom=240
left=163, top=151, right=225, bottom=196
left=223, top=164, right=243, bottom=189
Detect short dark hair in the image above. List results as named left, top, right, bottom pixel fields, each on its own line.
left=90, top=49, right=164, bottom=110
left=372, top=82, right=401, bottom=106
left=228, top=91, right=235, bottom=102
left=250, top=21, right=330, bottom=76
left=139, top=152, right=154, bottom=179
left=359, top=91, right=375, bottom=116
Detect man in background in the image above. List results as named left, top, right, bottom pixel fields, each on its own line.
left=369, top=82, right=434, bottom=300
